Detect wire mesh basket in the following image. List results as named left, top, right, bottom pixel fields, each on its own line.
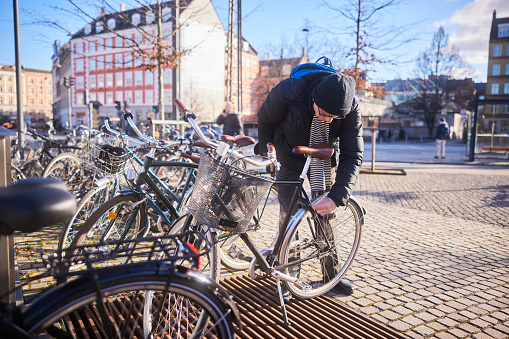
left=187, top=153, right=274, bottom=233
left=80, top=132, right=135, bottom=176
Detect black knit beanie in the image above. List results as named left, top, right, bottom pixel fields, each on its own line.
left=312, top=73, right=355, bottom=117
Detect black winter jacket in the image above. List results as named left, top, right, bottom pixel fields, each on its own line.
left=257, top=72, right=364, bottom=206
left=216, top=112, right=241, bottom=136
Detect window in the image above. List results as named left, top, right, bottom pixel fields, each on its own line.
left=108, top=18, right=116, bottom=29
left=115, top=91, right=123, bottom=102
left=97, top=39, right=103, bottom=51
left=90, top=75, right=96, bottom=88
left=8, top=86, right=12, bottom=93
left=98, top=92, right=105, bottom=105
left=76, top=59, right=84, bottom=72
left=29, top=98, right=35, bottom=105
left=38, top=99, right=43, bottom=106
left=116, top=37, right=122, bottom=48
left=106, top=38, right=112, bottom=49
left=115, top=73, right=123, bottom=87
left=494, top=45, right=502, bottom=57
left=164, top=90, right=172, bottom=104
left=47, top=79, right=51, bottom=85
left=162, top=8, right=171, bottom=21
left=125, top=91, right=133, bottom=104
left=506, top=64, right=509, bottom=75
left=38, top=88, right=43, bottom=94
left=132, top=13, right=141, bottom=26
left=29, top=88, right=34, bottom=94
left=7, top=76, right=12, bottom=82
left=89, top=92, right=96, bottom=101
left=491, top=83, right=499, bottom=95
left=89, top=41, right=95, bottom=52
left=146, top=11, right=155, bottom=24
left=145, top=90, right=153, bottom=104
left=97, top=56, right=104, bottom=70
left=8, top=97, right=13, bottom=105
left=47, top=88, right=51, bottom=95
left=106, top=74, right=113, bottom=87
left=106, top=55, right=113, bottom=69
left=77, top=76, right=84, bottom=89
left=503, top=104, right=509, bottom=114
left=135, top=34, right=142, bottom=44
left=490, top=105, right=498, bottom=114
left=115, top=54, right=123, bottom=67
left=135, top=90, right=143, bottom=104
left=125, top=54, right=133, bottom=68
left=135, top=56, right=142, bottom=67
left=84, top=24, right=91, bottom=34
left=76, top=42, right=83, bottom=54
left=498, top=24, right=509, bottom=38
left=0, top=97, right=2, bottom=104
left=48, top=99, right=52, bottom=105
left=504, top=83, right=509, bottom=95
left=163, top=70, right=172, bottom=84
left=98, top=74, right=104, bottom=88
left=135, top=71, right=143, bottom=86
left=125, top=72, right=132, bottom=86
left=29, top=77, right=34, bottom=84
left=38, top=79, right=43, bottom=85
left=145, top=70, right=153, bottom=85
left=90, top=57, right=95, bottom=71
left=106, top=92, right=113, bottom=104
left=96, top=22, right=103, bottom=33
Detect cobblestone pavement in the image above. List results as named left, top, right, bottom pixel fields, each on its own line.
left=14, top=163, right=509, bottom=338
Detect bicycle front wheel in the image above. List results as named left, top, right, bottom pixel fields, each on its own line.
left=280, top=198, right=363, bottom=299
left=23, top=269, right=235, bottom=339
left=66, top=193, right=148, bottom=260
left=43, top=152, right=85, bottom=193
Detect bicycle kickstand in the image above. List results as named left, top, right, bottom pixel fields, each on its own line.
left=276, top=278, right=291, bottom=326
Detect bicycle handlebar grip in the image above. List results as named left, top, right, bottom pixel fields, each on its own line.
left=122, top=108, right=134, bottom=121
left=173, top=98, right=196, bottom=122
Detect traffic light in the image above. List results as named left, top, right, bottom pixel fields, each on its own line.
left=115, top=101, right=121, bottom=110
left=69, top=77, right=75, bottom=86
left=152, top=105, right=158, bottom=113
left=63, top=77, right=68, bottom=87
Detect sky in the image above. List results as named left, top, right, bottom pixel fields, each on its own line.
left=0, top=0, right=508, bottom=83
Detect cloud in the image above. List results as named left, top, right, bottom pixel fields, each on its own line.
left=445, top=0, right=509, bottom=55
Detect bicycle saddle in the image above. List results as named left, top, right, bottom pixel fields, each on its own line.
left=292, top=143, right=334, bottom=160
left=0, top=177, right=77, bottom=235
left=220, top=135, right=256, bottom=147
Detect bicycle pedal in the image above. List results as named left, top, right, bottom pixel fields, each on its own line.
left=293, top=280, right=312, bottom=293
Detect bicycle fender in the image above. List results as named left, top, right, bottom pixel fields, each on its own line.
left=348, top=195, right=367, bottom=216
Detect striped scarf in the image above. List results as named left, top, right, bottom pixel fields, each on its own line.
left=309, top=116, right=331, bottom=194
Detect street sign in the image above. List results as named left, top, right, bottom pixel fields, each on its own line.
left=460, top=108, right=467, bottom=115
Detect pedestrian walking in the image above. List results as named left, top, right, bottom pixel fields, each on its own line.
left=216, top=101, right=241, bottom=136
left=257, top=71, right=364, bottom=297
left=435, top=117, right=449, bottom=159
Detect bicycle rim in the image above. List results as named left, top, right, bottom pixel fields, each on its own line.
left=280, top=200, right=363, bottom=298
left=25, top=273, right=234, bottom=339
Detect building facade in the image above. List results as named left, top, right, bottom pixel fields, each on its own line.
left=483, top=10, right=509, bottom=140
left=0, top=64, right=52, bottom=129
left=54, top=0, right=226, bottom=128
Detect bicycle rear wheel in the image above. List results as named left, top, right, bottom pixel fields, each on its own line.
left=23, top=269, right=235, bottom=338
left=43, top=152, right=85, bottom=193
left=280, top=198, right=363, bottom=299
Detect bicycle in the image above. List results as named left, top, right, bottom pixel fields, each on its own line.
left=173, top=98, right=365, bottom=325
left=1, top=177, right=239, bottom=338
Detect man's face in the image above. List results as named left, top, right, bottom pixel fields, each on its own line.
left=313, top=102, right=340, bottom=123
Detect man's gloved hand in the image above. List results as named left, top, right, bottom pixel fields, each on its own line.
left=312, top=197, right=337, bottom=216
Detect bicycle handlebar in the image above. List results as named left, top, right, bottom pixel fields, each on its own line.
left=172, top=98, right=278, bottom=168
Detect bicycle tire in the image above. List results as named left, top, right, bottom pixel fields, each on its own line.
left=279, top=198, right=363, bottom=299
left=11, top=165, right=26, bottom=184
left=218, top=185, right=279, bottom=271
left=23, top=268, right=235, bottom=338
left=66, top=193, right=148, bottom=263
left=20, top=157, right=45, bottom=178
left=58, top=184, right=112, bottom=253
left=42, top=152, right=85, bottom=193
left=153, top=152, right=190, bottom=191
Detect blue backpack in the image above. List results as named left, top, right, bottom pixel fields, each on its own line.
left=290, top=56, right=337, bottom=86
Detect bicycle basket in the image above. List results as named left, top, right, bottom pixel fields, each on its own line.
left=80, top=132, right=135, bottom=176
left=187, top=153, right=274, bottom=233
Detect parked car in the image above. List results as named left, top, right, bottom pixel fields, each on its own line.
left=0, top=116, right=17, bottom=130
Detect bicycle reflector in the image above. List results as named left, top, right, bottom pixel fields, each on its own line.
left=184, top=242, right=201, bottom=269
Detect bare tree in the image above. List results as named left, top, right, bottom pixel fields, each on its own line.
left=414, top=26, right=467, bottom=136
left=318, top=0, right=417, bottom=94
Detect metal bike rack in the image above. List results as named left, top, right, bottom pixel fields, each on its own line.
left=0, top=127, right=16, bottom=304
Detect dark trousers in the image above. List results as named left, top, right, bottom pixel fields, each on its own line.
left=276, top=166, right=338, bottom=281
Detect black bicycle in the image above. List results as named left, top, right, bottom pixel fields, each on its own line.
left=0, top=177, right=239, bottom=338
